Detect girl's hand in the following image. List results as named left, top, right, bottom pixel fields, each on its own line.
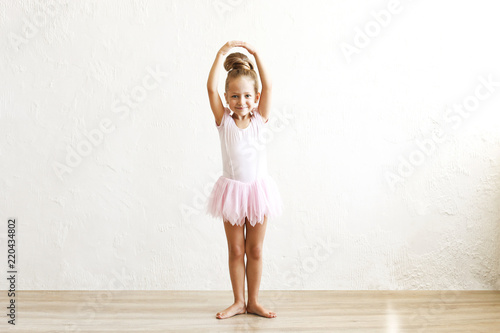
left=218, top=40, right=257, bottom=56
left=218, top=41, right=240, bottom=56
left=239, top=41, right=257, bottom=56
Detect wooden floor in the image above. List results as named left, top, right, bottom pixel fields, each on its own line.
left=1, top=290, right=499, bottom=332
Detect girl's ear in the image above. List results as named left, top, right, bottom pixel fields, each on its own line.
left=255, top=92, right=261, bottom=103
left=224, top=92, right=228, bottom=104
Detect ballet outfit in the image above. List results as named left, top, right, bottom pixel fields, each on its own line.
left=206, top=106, right=283, bottom=227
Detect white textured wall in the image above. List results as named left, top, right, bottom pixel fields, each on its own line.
left=1, top=0, right=499, bottom=291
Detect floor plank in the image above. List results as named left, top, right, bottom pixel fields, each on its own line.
left=0, top=290, right=499, bottom=332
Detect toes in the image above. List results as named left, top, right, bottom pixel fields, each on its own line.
left=247, top=307, right=276, bottom=318
left=265, top=310, right=276, bottom=318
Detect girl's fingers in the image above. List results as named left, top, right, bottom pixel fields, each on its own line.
left=220, top=40, right=255, bottom=55
left=229, top=42, right=241, bottom=49
left=239, top=41, right=256, bottom=54
left=220, top=41, right=239, bottom=52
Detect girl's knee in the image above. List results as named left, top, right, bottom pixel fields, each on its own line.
left=246, top=244, right=263, bottom=260
left=228, top=244, right=245, bottom=259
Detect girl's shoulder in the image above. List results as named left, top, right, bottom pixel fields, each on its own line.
left=252, top=107, right=269, bottom=125
left=215, top=107, right=231, bottom=128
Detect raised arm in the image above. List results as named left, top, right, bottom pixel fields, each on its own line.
left=240, top=42, right=272, bottom=122
left=207, top=41, right=244, bottom=126
left=207, top=52, right=225, bottom=126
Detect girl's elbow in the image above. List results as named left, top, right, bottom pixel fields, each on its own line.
left=207, top=84, right=217, bottom=93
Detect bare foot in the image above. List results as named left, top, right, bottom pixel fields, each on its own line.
left=246, top=302, right=277, bottom=318
left=216, top=301, right=246, bottom=319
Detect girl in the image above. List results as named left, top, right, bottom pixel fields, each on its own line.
left=206, top=41, right=283, bottom=319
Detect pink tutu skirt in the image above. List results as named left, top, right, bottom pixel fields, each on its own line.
left=206, top=175, right=283, bottom=227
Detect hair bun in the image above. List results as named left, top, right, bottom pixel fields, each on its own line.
left=224, top=52, right=254, bottom=72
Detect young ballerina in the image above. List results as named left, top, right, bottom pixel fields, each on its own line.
left=206, top=41, right=283, bottom=319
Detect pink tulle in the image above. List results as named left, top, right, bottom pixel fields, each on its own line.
left=207, top=175, right=283, bottom=227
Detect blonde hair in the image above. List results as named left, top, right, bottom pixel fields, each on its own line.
left=224, top=52, right=260, bottom=94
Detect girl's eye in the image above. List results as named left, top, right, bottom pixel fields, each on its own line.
left=245, top=95, right=251, bottom=98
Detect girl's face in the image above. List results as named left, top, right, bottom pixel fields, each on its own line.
left=224, top=76, right=260, bottom=117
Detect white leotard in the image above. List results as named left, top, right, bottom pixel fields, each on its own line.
left=215, top=106, right=269, bottom=183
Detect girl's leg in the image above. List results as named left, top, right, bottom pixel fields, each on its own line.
left=216, top=219, right=247, bottom=319
left=245, top=215, right=277, bottom=318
